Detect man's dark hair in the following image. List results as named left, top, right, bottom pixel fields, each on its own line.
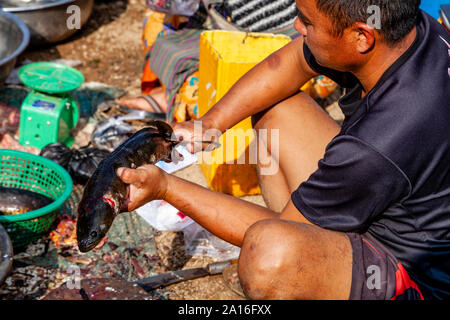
left=315, top=0, right=421, bottom=45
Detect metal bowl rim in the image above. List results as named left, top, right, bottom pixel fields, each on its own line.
left=0, top=10, right=30, bottom=66
left=0, top=0, right=76, bottom=12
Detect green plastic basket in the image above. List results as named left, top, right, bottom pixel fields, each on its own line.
left=0, top=149, right=73, bottom=249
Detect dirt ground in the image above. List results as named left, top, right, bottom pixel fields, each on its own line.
left=22, top=0, right=144, bottom=98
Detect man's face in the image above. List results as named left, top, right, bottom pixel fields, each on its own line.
left=294, top=0, right=360, bottom=72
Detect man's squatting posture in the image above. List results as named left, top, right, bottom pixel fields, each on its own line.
left=116, top=0, right=450, bottom=300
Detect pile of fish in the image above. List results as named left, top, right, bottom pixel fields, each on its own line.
left=0, top=265, right=67, bottom=300
left=76, top=120, right=181, bottom=252
left=0, top=103, right=20, bottom=137
left=0, top=102, right=39, bottom=154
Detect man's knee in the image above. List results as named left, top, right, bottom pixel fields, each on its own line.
left=251, top=92, right=318, bottom=130
left=250, top=104, right=281, bottom=132
left=238, top=219, right=308, bottom=299
left=238, top=219, right=353, bottom=300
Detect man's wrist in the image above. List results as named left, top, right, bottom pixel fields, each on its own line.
left=158, top=169, right=170, bottom=201
left=200, top=114, right=221, bottom=133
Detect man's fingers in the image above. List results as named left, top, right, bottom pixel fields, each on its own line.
left=117, top=165, right=157, bottom=186
left=116, top=167, right=129, bottom=182
left=117, top=167, right=142, bottom=185
left=186, top=143, right=195, bottom=154
left=172, top=126, right=192, bottom=143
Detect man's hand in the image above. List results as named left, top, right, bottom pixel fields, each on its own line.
left=116, top=165, right=168, bottom=212
left=171, top=118, right=222, bottom=154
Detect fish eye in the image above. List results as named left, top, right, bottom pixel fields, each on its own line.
left=90, top=231, right=98, bottom=238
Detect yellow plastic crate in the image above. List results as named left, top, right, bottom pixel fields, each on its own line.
left=198, top=30, right=291, bottom=197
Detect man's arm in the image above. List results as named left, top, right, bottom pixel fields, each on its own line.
left=117, top=165, right=313, bottom=247
left=185, top=36, right=319, bottom=134
left=172, top=35, right=319, bottom=153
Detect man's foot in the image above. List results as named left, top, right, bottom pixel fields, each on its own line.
left=116, top=86, right=168, bottom=113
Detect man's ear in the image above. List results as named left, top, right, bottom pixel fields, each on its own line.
left=354, top=22, right=376, bottom=54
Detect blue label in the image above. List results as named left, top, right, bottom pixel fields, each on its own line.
left=32, top=99, right=56, bottom=110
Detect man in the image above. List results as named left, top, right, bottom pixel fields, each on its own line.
left=116, top=0, right=450, bottom=300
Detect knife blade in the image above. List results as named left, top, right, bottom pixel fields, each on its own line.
left=135, top=259, right=236, bottom=292
left=169, top=139, right=222, bottom=150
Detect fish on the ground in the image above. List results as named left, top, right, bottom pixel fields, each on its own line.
left=76, top=120, right=180, bottom=253
left=0, top=186, right=53, bottom=215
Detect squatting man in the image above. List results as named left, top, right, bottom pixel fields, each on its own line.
left=116, top=0, right=450, bottom=300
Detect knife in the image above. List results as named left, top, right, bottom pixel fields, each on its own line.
left=169, top=139, right=222, bottom=150
left=135, top=259, right=237, bottom=292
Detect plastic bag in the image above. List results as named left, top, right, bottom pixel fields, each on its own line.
left=91, top=117, right=135, bottom=152
left=182, top=222, right=241, bottom=260
left=40, top=143, right=110, bottom=185
left=39, top=142, right=72, bottom=168
left=91, top=108, right=166, bottom=152
left=146, top=0, right=200, bottom=16
left=137, top=201, right=240, bottom=260
left=135, top=144, right=198, bottom=231
left=135, top=143, right=240, bottom=260
left=68, top=147, right=110, bottom=185
left=137, top=200, right=195, bottom=232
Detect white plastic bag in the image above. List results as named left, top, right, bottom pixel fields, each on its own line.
left=137, top=200, right=195, bottom=232
left=135, top=144, right=240, bottom=259
left=146, top=0, right=200, bottom=16
left=135, top=145, right=197, bottom=231
left=182, top=222, right=241, bottom=260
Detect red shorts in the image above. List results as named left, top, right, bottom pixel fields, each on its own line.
left=347, top=232, right=424, bottom=300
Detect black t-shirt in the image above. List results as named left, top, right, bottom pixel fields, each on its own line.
left=291, top=11, right=450, bottom=300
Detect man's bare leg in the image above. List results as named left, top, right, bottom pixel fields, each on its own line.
left=251, top=91, right=341, bottom=211
left=239, top=219, right=353, bottom=300
left=239, top=92, right=353, bottom=300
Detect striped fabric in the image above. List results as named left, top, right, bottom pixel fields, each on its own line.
left=148, top=28, right=204, bottom=121
left=224, top=0, right=298, bottom=32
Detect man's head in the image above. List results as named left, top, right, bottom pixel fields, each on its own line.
left=295, top=0, right=421, bottom=71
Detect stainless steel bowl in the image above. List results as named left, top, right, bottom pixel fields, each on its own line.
left=0, top=223, right=13, bottom=286
left=0, top=10, right=30, bottom=83
left=0, top=0, right=94, bottom=45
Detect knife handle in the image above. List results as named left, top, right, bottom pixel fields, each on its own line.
left=207, top=259, right=238, bottom=275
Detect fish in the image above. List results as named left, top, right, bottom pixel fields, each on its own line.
left=76, top=120, right=180, bottom=253
left=0, top=186, right=53, bottom=215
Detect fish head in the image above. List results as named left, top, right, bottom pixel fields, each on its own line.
left=148, top=120, right=174, bottom=140
left=76, top=198, right=115, bottom=253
